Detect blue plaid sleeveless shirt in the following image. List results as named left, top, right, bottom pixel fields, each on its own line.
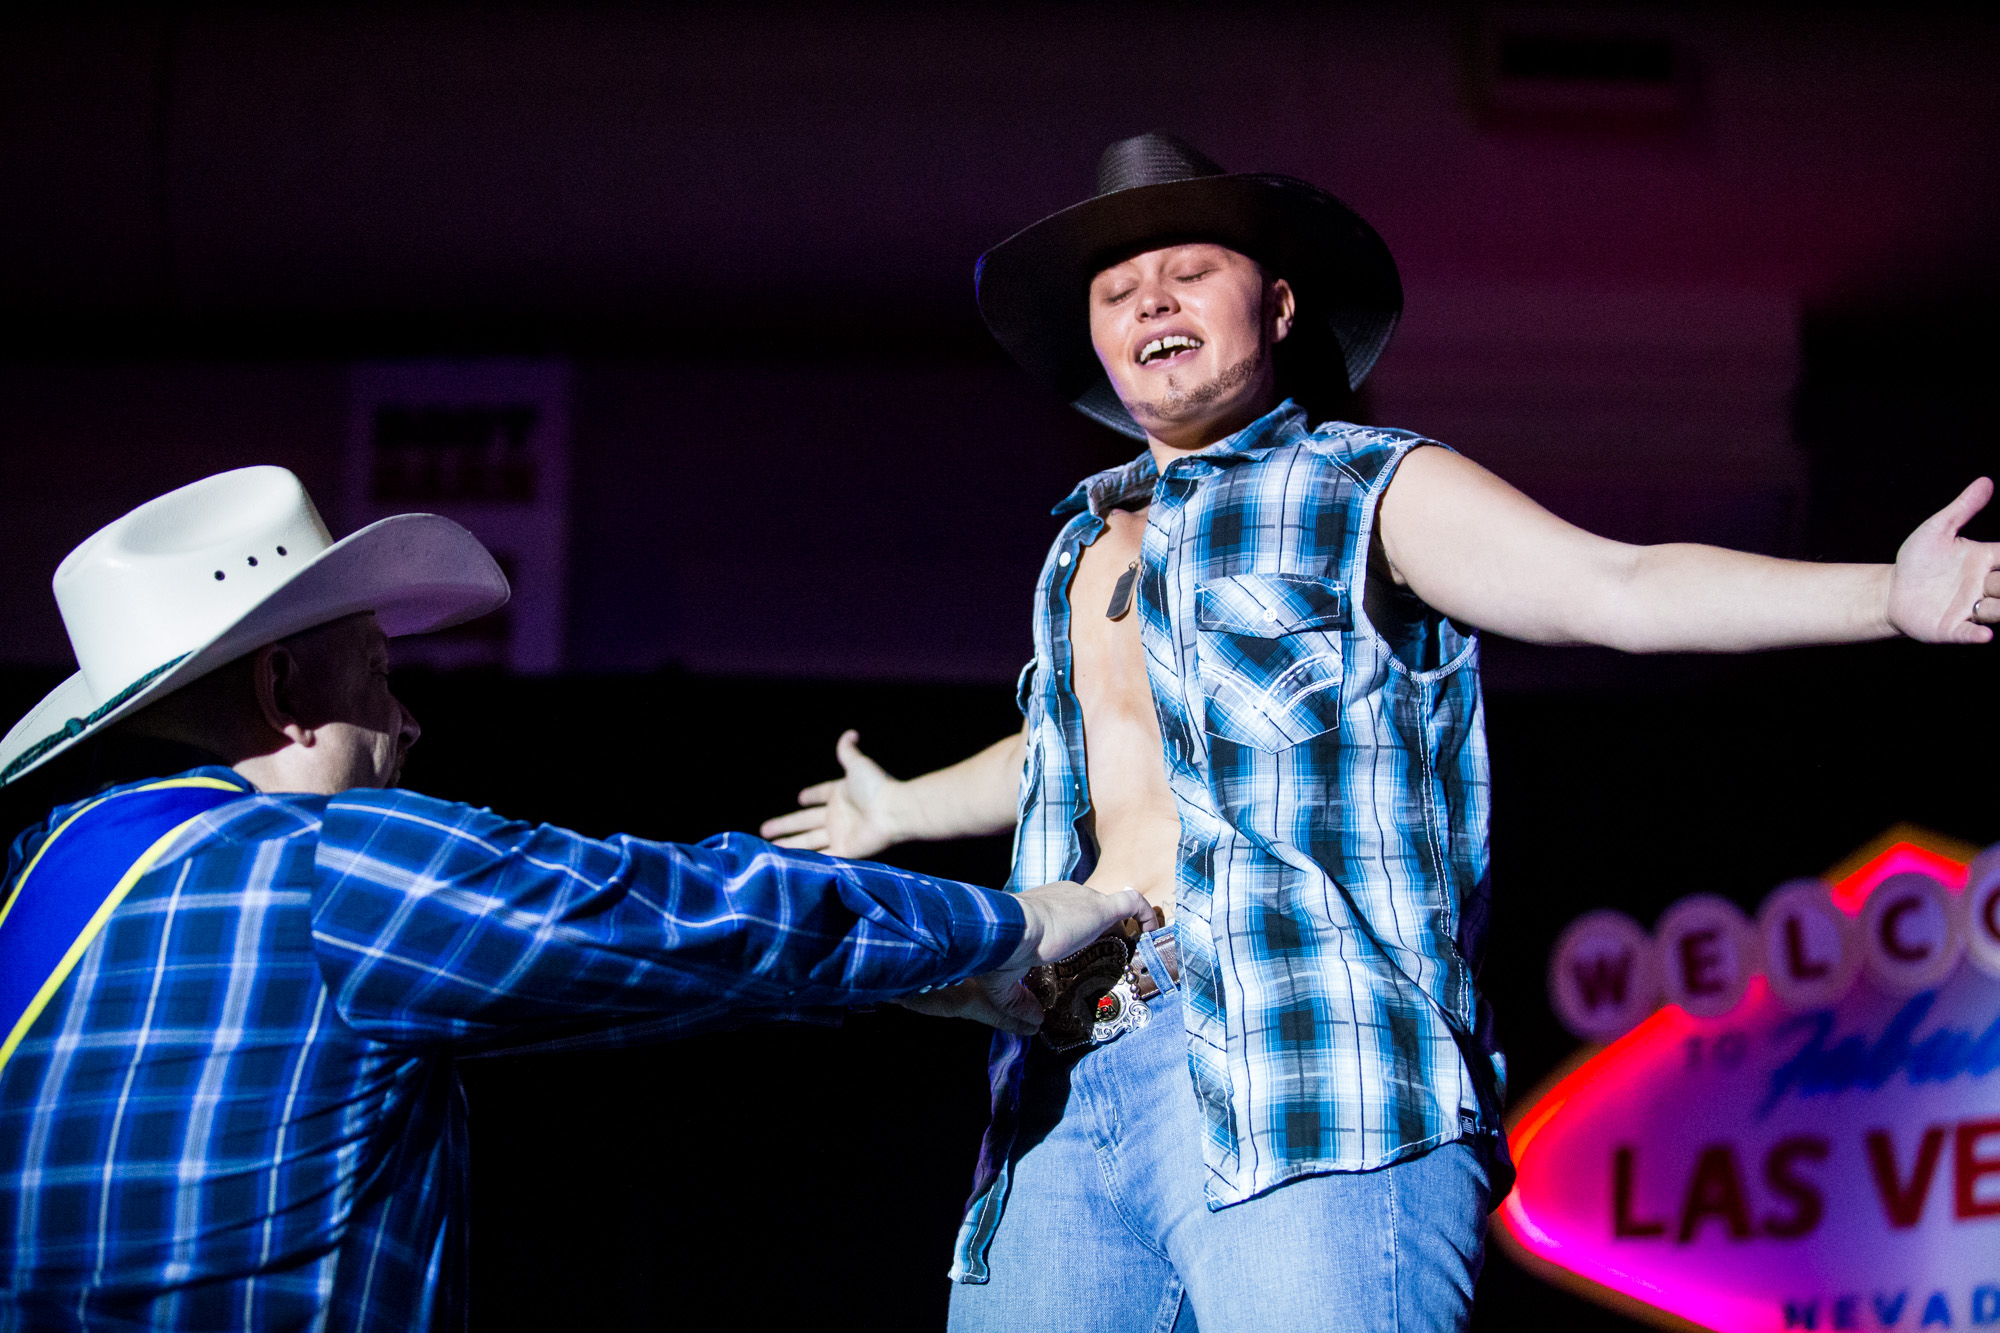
left=953, top=400, right=1508, bottom=1281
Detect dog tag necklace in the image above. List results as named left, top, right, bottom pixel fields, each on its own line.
left=1106, top=562, right=1139, bottom=620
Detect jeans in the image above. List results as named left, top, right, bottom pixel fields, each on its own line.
left=947, top=948, right=1489, bottom=1333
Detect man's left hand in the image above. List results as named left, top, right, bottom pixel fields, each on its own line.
left=1887, top=477, right=2000, bottom=643
left=893, top=978, right=1044, bottom=1035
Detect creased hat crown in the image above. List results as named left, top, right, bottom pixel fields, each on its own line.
left=1094, top=132, right=1225, bottom=196
left=2, top=466, right=507, bottom=789
left=54, top=468, right=334, bottom=704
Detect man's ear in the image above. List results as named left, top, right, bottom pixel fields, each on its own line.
left=1268, top=277, right=1297, bottom=345
left=250, top=643, right=313, bottom=747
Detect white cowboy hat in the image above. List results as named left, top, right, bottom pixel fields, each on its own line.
left=0, top=466, right=509, bottom=787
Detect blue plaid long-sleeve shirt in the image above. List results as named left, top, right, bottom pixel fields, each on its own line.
left=954, top=400, right=1508, bottom=1281
left=0, top=767, right=1024, bottom=1332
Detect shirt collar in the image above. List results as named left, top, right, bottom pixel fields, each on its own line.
left=1051, top=399, right=1309, bottom=519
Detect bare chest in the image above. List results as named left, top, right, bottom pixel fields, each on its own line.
left=1068, top=507, right=1151, bottom=708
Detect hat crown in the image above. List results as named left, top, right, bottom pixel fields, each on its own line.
left=53, top=467, right=334, bottom=703
left=1094, top=132, right=1226, bottom=197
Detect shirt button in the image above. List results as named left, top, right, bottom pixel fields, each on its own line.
left=1058, top=551, right=1072, bottom=567
left=1263, top=607, right=1280, bottom=622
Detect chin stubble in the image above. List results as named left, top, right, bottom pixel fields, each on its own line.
left=1126, top=350, right=1266, bottom=425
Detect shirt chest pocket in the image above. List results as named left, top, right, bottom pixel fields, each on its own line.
left=1194, top=573, right=1349, bottom=753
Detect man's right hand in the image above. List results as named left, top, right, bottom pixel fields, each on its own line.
left=1006, top=880, right=1154, bottom=972
left=895, top=880, right=1155, bottom=1034
left=759, top=729, right=902, bottom=859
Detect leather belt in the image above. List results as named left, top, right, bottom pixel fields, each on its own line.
left=1125, top=924, right=1180, bottom=1001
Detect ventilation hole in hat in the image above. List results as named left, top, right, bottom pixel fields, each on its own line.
left=214, top=570, right=225, bottom=581
left=276, top=546, right=287, bottom=556
left=247, top=556, right=258, bottom=567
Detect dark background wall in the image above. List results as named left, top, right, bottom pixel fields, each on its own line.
left=2, top=4, right=1998, bottom=1330
left=5, top=2, right=1999, bottom=683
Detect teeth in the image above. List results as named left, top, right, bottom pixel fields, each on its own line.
left=1139, top=335, right=1202, bottom=364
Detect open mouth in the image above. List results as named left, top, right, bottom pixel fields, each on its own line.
left=1136, top=334, right=1203, bottom=365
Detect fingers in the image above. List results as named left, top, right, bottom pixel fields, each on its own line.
left=891, top=978, right=1041, bottom=1034
left=991, top=980, right=1044, bottom=1033
left=1952, top=561, right=2000, bottom=642
left=794, top=780, right=837, bottom=807
left=768, top=830, right=831, bottom=851
left=1956, top=584, right=1995, bottom=644
left=1101, top=885, right=1150, bottom=925
left=758, top=807, right=828, bottom=839
left=1014, top=880, right=1156, bottom=967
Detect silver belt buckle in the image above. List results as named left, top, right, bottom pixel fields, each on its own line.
left=1089, top=974, right=1152, bottom=1044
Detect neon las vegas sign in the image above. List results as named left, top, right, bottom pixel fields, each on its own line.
left=1500, top=828, right=2000, bottom=1333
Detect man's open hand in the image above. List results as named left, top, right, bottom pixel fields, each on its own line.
left=1888, top=477, right=2000, bottom=644
left=758, top=730, right=900, bottom=859
left=893, top=880, right=1155, bottom=1034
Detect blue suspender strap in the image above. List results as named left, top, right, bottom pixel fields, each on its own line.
left=0, top=776, right=247, bottom=1077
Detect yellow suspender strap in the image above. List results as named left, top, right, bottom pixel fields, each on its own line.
left=0, top=776, right=244, bottom=1077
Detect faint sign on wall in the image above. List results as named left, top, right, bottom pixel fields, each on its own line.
left=345, top=361, right=570, bottom=672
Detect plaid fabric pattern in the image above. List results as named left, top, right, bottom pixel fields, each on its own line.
left=1, top=767, right=1022, bottom=1331
left=955, top=401, right=1502, bottom=1281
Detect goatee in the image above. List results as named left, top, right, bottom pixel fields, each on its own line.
left=1126, top=352, right=1267, bottom=426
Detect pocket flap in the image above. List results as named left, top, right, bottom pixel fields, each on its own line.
left=1195, top=574, right=1350, bottom=638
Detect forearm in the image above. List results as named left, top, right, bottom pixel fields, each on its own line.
left=880, top=729, right=1026, bottom=843
left=1576, top=545, right=1894, bottom=654
left=1385, top=448, right=1911, bottom=654
left=311, top=792, right=1028, bottom=1043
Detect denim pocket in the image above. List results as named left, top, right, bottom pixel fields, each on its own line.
left=1195, top=573, right=1348, bottom=752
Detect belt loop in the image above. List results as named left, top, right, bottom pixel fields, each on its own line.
left=1136, top=927, right=1177, bottom=997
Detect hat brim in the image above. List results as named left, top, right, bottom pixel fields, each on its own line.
left=975, top=173, right=1403, bottom=439
left=0, top=513, right=508, bottom=787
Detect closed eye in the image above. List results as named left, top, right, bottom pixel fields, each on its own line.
left=1100, top=285, right=1135, bottom=305
left=1176, top=268, right=1215, bottom=283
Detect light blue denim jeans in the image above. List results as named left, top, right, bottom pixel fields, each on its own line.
left=947, top=945, right=1490, bottom=1333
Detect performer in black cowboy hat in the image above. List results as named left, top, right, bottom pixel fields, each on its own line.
left=764, top=133, right=2000, bottom=1329
left=0, top=467, right=1147, bottom=1333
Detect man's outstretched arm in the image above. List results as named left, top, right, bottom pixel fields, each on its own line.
left=1379, top=448, right=2000, bottom=651
left=309, top=788, right=1140, bottom=1045
left=760, top=726, right=1025, bottom=859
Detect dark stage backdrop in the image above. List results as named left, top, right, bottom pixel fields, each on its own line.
left=8, top=640, right=1990, bottom=1333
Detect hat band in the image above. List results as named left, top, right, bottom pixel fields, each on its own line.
left=0, top=653, right=192, bottom=788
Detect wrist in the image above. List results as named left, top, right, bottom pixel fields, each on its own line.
left=875, top=780, right=923, bottom=844
left=1875, top=565, right=1903, bottom=639
left=1003, top=895, right=1045, bottom=971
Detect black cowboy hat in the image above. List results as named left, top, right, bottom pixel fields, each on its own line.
left=975, top=132, right=1403, bottom=440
